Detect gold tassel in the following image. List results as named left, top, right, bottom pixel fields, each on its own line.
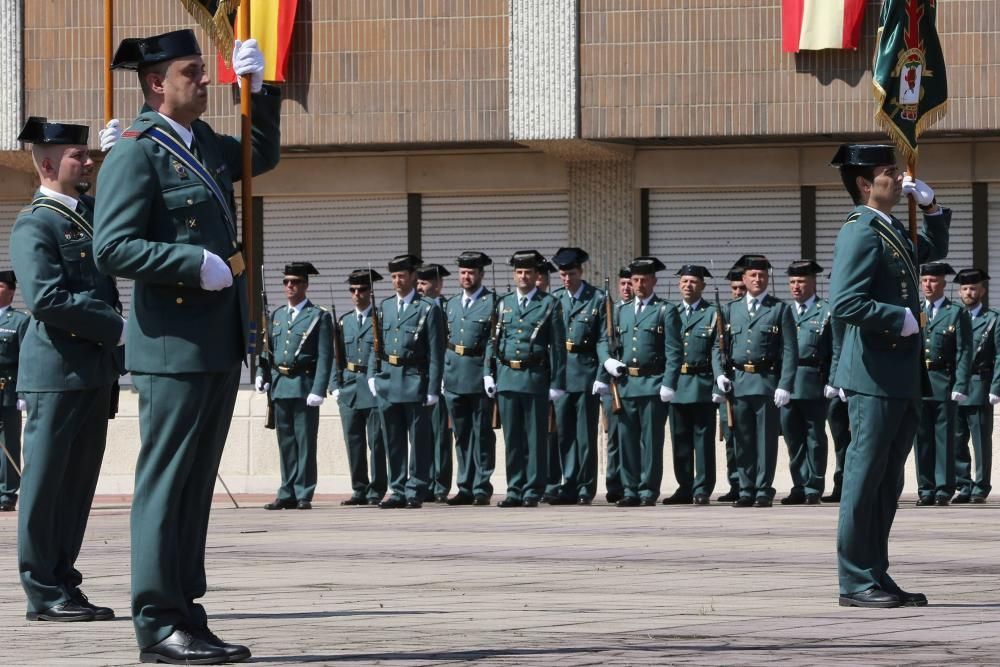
left=179, top=0, right=240, bottom=66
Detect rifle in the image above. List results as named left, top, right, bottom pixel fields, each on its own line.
left=260, top=265, right=275, bottom=430
left=714, top=288, right=735, bottom=441
left=489, top=287, right=502, bottom=429
left=603, top=277, right=623, bottom=415
left=329, top=283, right=345, bottom=387
left=368, top=264, right=390, bottom=444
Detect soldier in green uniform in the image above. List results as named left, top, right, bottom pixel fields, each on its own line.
left=717, top=268, right=746, bottom=503
left=823, top=316, right=850, bottom=503
left=256, top=262, right=333, bottom=511
left=94, top=30, right=278, bottom=662
left=829, top=143, right=950, bottom=608
left=367, top=254, right=445, bottom=509
left=442, top=252, right=497, bottom=506
left=600, top=256, right=681, bottom=507
left=486, top=250, right=567, bottom=507
left=953, top=268, right=1000, bottom=503
left=602, top=267, right=633, bottom=504
left=549, top=248, right=606, bottom=505
left=715, top=255, right=797, bottom=508
left=416, top=264, right=453, bottom=502
left=13, top=118, right=123, bottom=622
left=330, top=269, right=388, bottom=505
left=665, top=265, right=723, bottom=505
left=533, top=260, right=565, bottom=503
left=779, top=260, right=833, bottom=505
left=913, top=261, right=971, bottom=506
left=0, top=271, right=29, bottom=512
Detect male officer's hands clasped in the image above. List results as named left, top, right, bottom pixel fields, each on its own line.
left=232, top=39, right=265, bottom=93
left=200, top=250, right=233, bottom=291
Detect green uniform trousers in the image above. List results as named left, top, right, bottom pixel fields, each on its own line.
left=618, top=396, right=667, bottom=502
left=780, top=399, right=829, bottom=496
left=544, top=429, right=561, bottom=498
left=827, top=397, right=851, bottom=493
left=273, top=399, right=319, bottom=503
left=0, top=405, right=22, bottom=504
left=602, top=394, right=623, bottom=498
left=955, top=404, right=992, bottom=498
left=381, top=401, right=433, bottom=501
left=444, top=392, right=495, bottom=498
left=498, top=391, right=548, bottom=502
left=838, top=393, right=918, bottom=595
left=340, top=404, right=387, bottom=502
left=915, top=399, right=956, bottom=500
left=428, top=400, right=453, bottom=499
left=732, top=395, right=779, bottom=500
left=669, top=402, right=717, bottom=497
left=719, top=403, right=739, bottom=494
left=18, top=386, right=111, bottom=612
left=554, top=391, right=600, bottom=500
left=130, top=367, right=240, bottom=648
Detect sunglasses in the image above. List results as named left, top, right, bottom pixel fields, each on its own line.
left=348, top=286, right=370, bottom=293
left=283, top=278, right=305, bottom=286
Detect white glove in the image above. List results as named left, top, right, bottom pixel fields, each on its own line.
left=823, top=385, right=839, bottom=399
left=951, top=391, right=967, bottom=403
left=367, top=377, right=377, bottom=397
left=716, top=375, right=732, bottom=393
left=711, top=393, right=726, bottom=404
left=659, top=386, right=675, bottom=403
left=16, top=399, right=26, bottom=412
left=592, top=380, right=609, bottom=396
left=306, top=393, right=324, bottom=407
left=990, top=393, right=1000, bottom=406
left=99, top=118, right=122, bottom=152
left=425, top=394, right=439, bottom=407
left=774, top=388, right=791, bottom=408
left=838, top=388, right=847, bottom=403
left=483, top=376, right=497, bottom=398
left=330, top=388, right=341, bottom=401
left=603, top=358, right=625, bottom=378
left=548, top=388, right=566, bottom=401
left=900, top=308, right=920, bottom=337
left=254, top=376, right=269, bottom=393
left=901, top=175, right=935, bottom=206
left=118, top=316, right=127, bottom=346
left=200, top=250, right=233, bottom=291
left=232, top=39, right=264, bottom=93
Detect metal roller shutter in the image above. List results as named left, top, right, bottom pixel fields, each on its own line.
left=648, top=189, right=802, bottom=299
left=420, top=193, right=569, bottom=292
left=990, top=184, right=1000, bottom=288
left=0, top=201, right=28, bottom=310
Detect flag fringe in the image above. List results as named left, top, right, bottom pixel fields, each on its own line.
left=872, top=78, right=948, bottom=168
left=179, top=0, right=240, bottom=65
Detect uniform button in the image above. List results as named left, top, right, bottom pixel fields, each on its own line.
left=80, top=251, right=87, bottom=258
left=186, top=198, right=194, bottom=205
left=176, top=297, right=183, bottom=304
left=177, top=281, right=184, bottom=286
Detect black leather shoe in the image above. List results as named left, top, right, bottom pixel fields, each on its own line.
left=952, top=494, right=971, bottom=504
left=263, top=498, right=296, bottom=510
left=693, top=494, right=710, bottom=505
left=821, top=489, right=842, bottom=503
left=915, top=496, right=934, bottom=507
left=640, top=497, right=656, bottom=507
left=446, top=494, right=474, bottom=506
left=780, top=493, right=805, bottom=505
left=433, top=494, right=449, bottom=503
left=522, top=498, right=539, bottom=508
left=838, top=588, right=901, bottom=608
left=497, top=498, right=522, bottom=508
left=540, top=495, right=560, bottom=504
left=805, top=494, right=821, bottom=505
left=753, top=497, right=773, bottom=508
left=139, top=627, right=230, bottom=664
left=379, top=495, right=406, bottom=509
left=192, top=626, right=252, bottom=662
left=972, top=495, right=987, bottom=504
left=616, top=496, right=640, bottom=507
left=717, top=490, right=739, bottom=503
left=661, top=493, right=693, bottom=505
left=26, top=599, right=95, bottom=622
left=0, top=500, right=15, bottom=511
left=296, top=500, right=312, bottom=510
left=340, top=496, right=368, bottom=506
left=473, top=495, right=491, bottom=506
left=895, top=589, right=928, bottom=607
left=577, top=497, right=592, bottom=506
left=732, top=496, right=754, bottom=508
left=71, top=590, right=114, bottom=621
left=406, top=499, right=423, bottom=508
left=605, top=492, right=624, bottom=504
left=935, top=496, right=950, bottom=506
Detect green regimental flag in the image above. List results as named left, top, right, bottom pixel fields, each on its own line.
left=179, top=0, right=241, bottom=65
left=872, top=0, right=948, bottom=165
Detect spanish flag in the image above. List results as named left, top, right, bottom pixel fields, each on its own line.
left=217, top=0, right=298, bottom=83
left=782, top=0, right=866, bottom=53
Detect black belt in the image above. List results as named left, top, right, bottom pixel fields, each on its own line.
left=925, top=360, right=953, bottom=371
left=733, top=362, right=776, bottom=374
left=276, top=364, right=315, bottom=377
left=448, top=342, right=485, bottom=357
left=625, top=364, right=665, bottom=378
left=797, top=358, right=821, bottom=368
left=500, top=355, right=547, bottom=370
left=345, top=362, right=367, bottom=374
left=974, top=367, right=993, bottom=377
left=679, top=362, right=712, bottom=375
left=565, top=340, right=595, bottom=354
left=382, top=353, right=426, bottom=368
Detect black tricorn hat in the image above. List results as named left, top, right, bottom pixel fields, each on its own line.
left=920, top=261, right=956, bottom=277
left=629, top=256, right=666, bottom=275
left=734, top=254, right=771, bottom=271
left=456, top=251, right=492, bottom=269
left=0, top=270, right=15, bottom=288
left=725, top=268, right=745, bottom=282
left=830, top=144, right=896, bottom=168
left=17, top=117, right=89, bottom=145
left=675, top=264, right=712, bottom=279
left=284, top=262, right=319, bottom=279
left=787, top=260, right=824, bottom=277
left=416, top=264, right=451, bottom=280
left=509, top=250, right=546, bottom=270
left=347, top=269, right=383, bottom=285
left=111, top=29, right=202, bottom=71
left=538, top=259, right=557, bottom=274
left=618, top=266, right=632, bottom=279
left=551, top=247, right=589, bottom=270
left=954, top=268, right=990, bottom=285
left=388, top=254, right=422, bottom=272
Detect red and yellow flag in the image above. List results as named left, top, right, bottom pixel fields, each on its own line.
left=217, top=0, right=298, bottom=83
left=782, top=0, right=866, bottom=53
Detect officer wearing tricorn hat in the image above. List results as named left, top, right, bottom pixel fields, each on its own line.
left=416, top=263, right=454, bottom=502
left=0, top=270, right=28, bottom=514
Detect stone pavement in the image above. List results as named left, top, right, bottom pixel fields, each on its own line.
left=3, top=495, right=1000, bottom=666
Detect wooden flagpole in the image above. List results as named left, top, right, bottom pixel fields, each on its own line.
left=104, top=0, right=114, bottom=124
left=239, top=4, right=257, bottom=358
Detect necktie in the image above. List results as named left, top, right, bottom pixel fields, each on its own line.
left=798, top=303, right=806, bottom=317
left=289, top=308, right=297, bottom=324
left=398, top=298, right=406, bottom=313
left=358, top=312, right=364, bottom=328
left=749, top=298, right=759, bottom=316
left=464, top=297, right=471, bottom=312
left=684, top=304, right=692, bottom=320
left=520, top=296, right=528, bottom=311
left=927, top=301, right=935, bottom=320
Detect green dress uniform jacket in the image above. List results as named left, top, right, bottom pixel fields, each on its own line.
left=12, top=193, right=123, bottom=615
left=955, top=307, right=1000, bottom=498
left=428, top=295, right=454, bottom=499
left=0, top=307, right=29, bottom=506
left=257, top=301, right=333, bottom=503
left=601, top=298, right=631, bottom=500
left=486, top=290, right=567, bottom=502
left=551, top=282, right=606, bottom=501
left=330, top=308, right=387, bottom=502
left=93, top=88, right=281, bottom=649
left=780, top=299, right=833, bottom=498
left=442, top=289, right=497, bottom=499
left=718, top=293, right=797, bottom=501
left=670, top=300, right=723, bottom=498
left=598, top=295, right=682, bottom=502
left=914, top=298, right=972, bottom=500
left=367, top=294, right=445, bottom=501
left=829, top=205, right=950, bottom=597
